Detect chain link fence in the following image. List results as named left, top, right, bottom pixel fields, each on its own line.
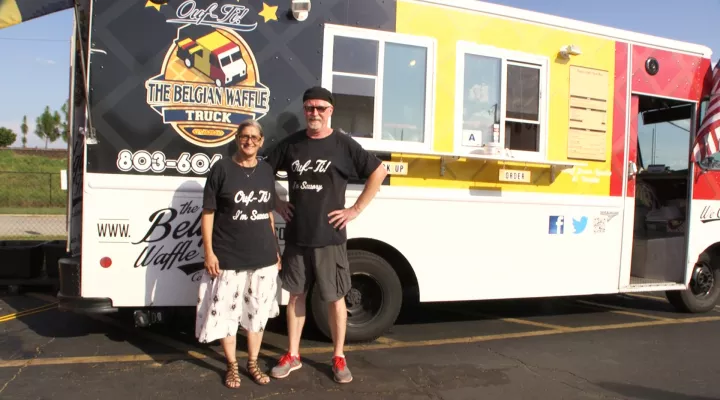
left=0, top=171, right=67, bottom=240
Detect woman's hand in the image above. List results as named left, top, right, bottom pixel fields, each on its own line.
left=277, top=252, right=282, bottom=270
left=274, top=199, right=294, bottom=222
left=205, top=252, right=220, bottom=277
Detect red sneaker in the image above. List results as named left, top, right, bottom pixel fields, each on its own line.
left=332, top=355, right=353, bottom=383
left=270, top=352, right=302, bottom=379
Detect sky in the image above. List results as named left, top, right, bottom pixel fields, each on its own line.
left=0, top=0, right=717, bottom=151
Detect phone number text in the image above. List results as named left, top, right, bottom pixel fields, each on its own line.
left=116, top=150, right=222, bottom=175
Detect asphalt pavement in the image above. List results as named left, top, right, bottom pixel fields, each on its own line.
left=0, top=290, right=719, bottom=399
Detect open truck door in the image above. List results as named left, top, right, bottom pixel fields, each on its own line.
left=618, top=48, right=720, bottom=312
left=0, top=0, right=91, bottom=259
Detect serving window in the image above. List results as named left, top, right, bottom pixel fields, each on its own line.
left=321, top=24, right=436, bottom=153
left=454, top=41, right=549, bottom=161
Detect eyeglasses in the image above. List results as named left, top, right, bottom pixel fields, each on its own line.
left=304, top=105, right=330, bottom=113
left=237, top=134, right=262, bottom=143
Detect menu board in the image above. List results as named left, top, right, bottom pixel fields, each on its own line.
left=568, top=66, right=609, bottom=161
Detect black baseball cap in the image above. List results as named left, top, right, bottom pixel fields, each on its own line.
left=303, top=86, right=334, bottom=106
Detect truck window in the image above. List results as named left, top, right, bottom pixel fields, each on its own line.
left=330, top=36, right=429, bottom=144
left=322, top=27, right=436, bottom=151
left=454, top=42, right=547, bottom=158
left=637, top=103, right=692, bottom=172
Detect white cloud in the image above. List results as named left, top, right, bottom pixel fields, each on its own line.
left=35, top=57, right=57, bottom=65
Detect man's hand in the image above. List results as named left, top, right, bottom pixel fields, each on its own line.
left=205, top=252, right=220, bottom=277
left=328, top=206, right=360, bottom=230
left=275, top=199, right=294, bottom=222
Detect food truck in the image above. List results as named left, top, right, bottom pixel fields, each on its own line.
left=175, top=25, right=249, bottom=88
left=1, top=0, right=717, bottom=343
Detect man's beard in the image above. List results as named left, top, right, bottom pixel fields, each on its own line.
left=308, top=119, right=322, bottom=130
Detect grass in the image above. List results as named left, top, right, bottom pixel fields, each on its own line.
left=0, top=149, right=67, bottom=172
left=0, top=235, right=66, bottom=241
left=0, top=207, right=65, bottom=215
left=0, top=150, right=68, bottom=214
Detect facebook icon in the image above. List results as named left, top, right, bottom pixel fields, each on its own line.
left=548, top=216, right=564, bottom=234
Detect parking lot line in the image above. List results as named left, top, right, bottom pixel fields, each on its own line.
left=3, top=314, right=720, bottom=369
left=6, top=293, right=719, bottom=370
left=623, top=293, right=720, bottom=311
left=3, top=296, right=720, bottom=370
left=0, top=353, right=191, bottom=368
left=0, top=302, right=57, bottom=323
left=431, top=305, right=571, bottom=331
left=497, top=317, right=569, bottom=331
left=375, top=336, right=399, bottom=344
left=574, top=300, right=673, bottom=321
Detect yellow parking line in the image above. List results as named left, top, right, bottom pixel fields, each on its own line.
left=623, top=293, right=720, bottom=311
left=575, top=300, right=673, bottom=321
left=375, top=336, right=398, bottom=344
left=499, top=317, right=570, bottom=331
left=0, top=302, right=57, bottom=323
left=3, top=313, right=720, bottom=369
left=8, top=292, right=720, bottom=370
left=431, top=305, right=572, bottom=331
left=0, top=354, right=186, bottom=368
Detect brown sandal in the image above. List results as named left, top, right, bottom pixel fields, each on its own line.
left=247, top=359, right=270, bottom=385
left=225, top=361, right=241, bottom=389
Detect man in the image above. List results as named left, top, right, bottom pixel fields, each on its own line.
left=262, top=86, right=387, bottom=383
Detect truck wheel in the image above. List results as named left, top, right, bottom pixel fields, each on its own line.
left=309, top=250, right=402, bottom=343
left=666, top=254, right=720, bottom=313
left=184, top=57, right=192, bottom=68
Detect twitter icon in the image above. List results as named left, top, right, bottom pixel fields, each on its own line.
left=572, top=217, right=588, bottom=234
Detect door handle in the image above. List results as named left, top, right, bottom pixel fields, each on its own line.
left=628, top=161, right=638, bottom=178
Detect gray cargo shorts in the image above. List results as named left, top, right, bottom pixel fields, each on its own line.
left=280, top=242, right=351, bottom=302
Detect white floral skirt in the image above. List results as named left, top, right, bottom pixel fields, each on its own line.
left=195, top=263, right=281, bottom=343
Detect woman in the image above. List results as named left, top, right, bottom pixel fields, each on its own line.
left=195, top=119, right=281, bottom=389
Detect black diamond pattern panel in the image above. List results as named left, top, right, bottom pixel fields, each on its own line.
left=85, top=0, right=396, bottom=177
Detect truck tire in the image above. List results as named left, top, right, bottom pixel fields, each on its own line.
left=308, top=250, right=402, bottom=343
left=666, top=253, right=720, bottom=313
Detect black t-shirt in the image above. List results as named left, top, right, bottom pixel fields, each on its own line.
left=263, top=129, right=382, bottom=247
left=202, top=157, right=278, bottom=271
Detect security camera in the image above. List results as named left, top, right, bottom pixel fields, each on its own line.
left=566, top=45, right=582, bottom=56
left=291, top=0, right=311, bottom=21
left=559, top=44, right=582, bottom=59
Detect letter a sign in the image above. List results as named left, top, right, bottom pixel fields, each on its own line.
left=462, top=129, right=483, bottom=147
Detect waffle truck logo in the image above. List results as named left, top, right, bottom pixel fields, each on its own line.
left=145, top=1, right=270, bottom=148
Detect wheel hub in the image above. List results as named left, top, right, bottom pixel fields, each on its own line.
left=346, top=288, right=362, bottom=307
left=345, top=273, right=383, bottom=327
left=691, top=264, right=714, bottom=296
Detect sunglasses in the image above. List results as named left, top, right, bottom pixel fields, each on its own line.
left=237, top=134, right=262, bottom=143
left=304, top=105, right=331, bottom=113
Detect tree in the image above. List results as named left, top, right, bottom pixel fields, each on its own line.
left=60, top=100, right=69, bottom=143
left=20, top=115, right=28, bottom=148
left=35, top=106, right=61, bottom=149
left=0, top=127, right=17, bottom=148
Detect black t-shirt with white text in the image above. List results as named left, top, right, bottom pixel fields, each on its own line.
left=263, top=129, right=382, bottom=247
left=202, top=158, right=278, bottom=271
